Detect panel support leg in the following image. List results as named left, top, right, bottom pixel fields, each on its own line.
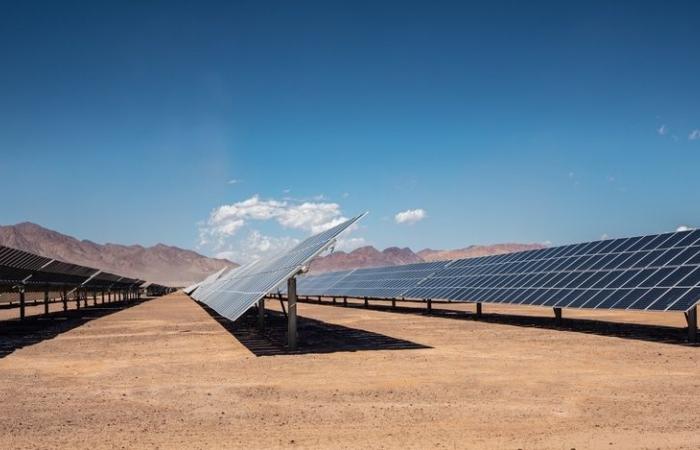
left=257, top=298, right=265, bottom=330
left=287, top=277, right=297, bottom=351
left=75, top=288, right=80, bottom=310
left=364, top=296, right=368, bottom=307
left=554, top=307, right=563, bottom=326
left=687, top=306, right=697, bottom=343
left=476, top=302, right=482, bottom=318
left=391, top=299, right=396, bottom=308
left=427, top=298, right=432, bottom=314
left=343, top=296, right=347, bottom=307
left=62, top=289, right=68, bottom=311
left=19, top=290, right=26, bottom=320
left=44, top=288, right=49, bottom=316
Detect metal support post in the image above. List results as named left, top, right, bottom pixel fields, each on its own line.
left=343, top=296, right=347, bottom=307
left=427, top=298, right=432, bottom=314
left=364, top=296, right=368, bottom=307
left=554, top=307, right=563, bottom=326
left=19, top=290, right=26, bottom=320
left=44, top=288, right=49, bottom=316
left=257, top=298, right=265, bottom=330
left=287, top=277, right=297, bottom=351
left=687, top=306, right=697, bottom=343
left=476, top=302, right=482, bottom=318
left=75, top=288, right=80, bottom=310
left=62, top=289, right=68, bottom=311
left=391, top=299, right=396, bottom=308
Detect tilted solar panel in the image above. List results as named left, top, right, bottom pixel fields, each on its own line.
left=184, top=266, right=230, bottom=295
left=296, top=229, right=700, bottom=312
left=191, top=213, right=366, bottom=322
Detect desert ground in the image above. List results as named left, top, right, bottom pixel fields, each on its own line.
left=0, top=292, right=698, bottom=449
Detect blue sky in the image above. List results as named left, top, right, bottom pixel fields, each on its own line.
left=1, top=1, right=699, bottom=262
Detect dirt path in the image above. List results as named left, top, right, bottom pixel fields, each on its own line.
left=0, top=292, right=698, bottom=449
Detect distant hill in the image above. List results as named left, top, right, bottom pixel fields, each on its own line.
left=0, top=222, right=236, bottom=287
left=417, top=243, right=546, bottom=262
left=310, top=246, right=423, bottom=273
left=310, top=242, right=545, bottom=273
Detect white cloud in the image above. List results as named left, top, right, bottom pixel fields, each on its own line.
left=335, top=237, right=368, bottom=252
left=394, top=208, right=427, bottom=225
left=677, top=225, right=694, bottom=232
left=342, top=192, right=350, bottom=198
left=197, top=195, right=365, bottom=263
left=657, top=124, right=668, bottom=135
left=215, top=230, right=299, bottom=263
left=200, top=195, right=347, bottom=246
left=227, top=179, right=241, bottom=184
left=689, top=130, right=700, bottom=140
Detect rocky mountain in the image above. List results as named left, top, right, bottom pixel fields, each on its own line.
left=0, top=222, right=236, bottom=287
left=309, top=242, right=545, bottom=273
left=417, top=243, right=546, bottom=262
left=309, top=246, right=423, bottom=273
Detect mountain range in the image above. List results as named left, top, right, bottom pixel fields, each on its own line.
left=0, top=222, right=235, bottom=287
left=0, top=222, right=545, bottom=285
left=309, top=242, right=545, bottom=273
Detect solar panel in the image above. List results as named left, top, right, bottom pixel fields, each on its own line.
left=191, top=214, right=366, bottom=322
left=184, top=266, right=230, bottom=295
left=296, top=229, right=700, bottom=312
left=296, top=261, right=447, bottom=299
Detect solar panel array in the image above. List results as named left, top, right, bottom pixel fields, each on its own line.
left=296, top=229, right=700, bottom=312
left=190, top=214, right=366, bottom=322
left=0, top=245, right=146, bottom=293
left=294, top=261, right=447, bottom=299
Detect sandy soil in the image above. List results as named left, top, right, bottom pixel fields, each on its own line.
left=0, top=292, right=698, bottom=449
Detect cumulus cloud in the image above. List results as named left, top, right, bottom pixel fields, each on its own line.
left=677, top=225, right=694, bottom=232
left=335, top=237, right=368, bottom=252
left=657, top=124, right=668, bottom=135
left=215, top=230, right=299, bottom=263
left=198, top=195, right=364, bottom=263
left=200, top=195, right=347, bottom=246
left=394, top=208, right=427, bottom=225
left=689, top=130, right=700, bottom=141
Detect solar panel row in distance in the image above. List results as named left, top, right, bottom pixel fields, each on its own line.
left=403, top=229, right=700, bottom=312
left=298, top=261, right=448, bottom=299
left=191, top=214, right=365, bottom=322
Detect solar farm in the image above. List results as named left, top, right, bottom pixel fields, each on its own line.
left=1, top=216, right=699, bottom=449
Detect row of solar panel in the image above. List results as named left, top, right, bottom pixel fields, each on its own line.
left=294, top=229, right=700, bottom=312
left=450, top=229, right=700, bottom=267
left=0, top=245, right=145, bottom=291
